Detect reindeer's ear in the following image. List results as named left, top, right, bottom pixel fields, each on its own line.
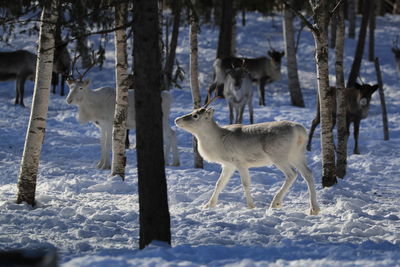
left=205, top=107, right=214, bottom=119
left=354, top=82, right=362, bottom=90
left=280, top=51, right=285, bottom=57
left=66, top=78, right=74, bottom=85
left=84, top=78, right=91, bottom=87
left=371, top=84, right=379, bottom=93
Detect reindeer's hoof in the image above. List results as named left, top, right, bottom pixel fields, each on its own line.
left=247, top=203, right=255, bottom=209
left=97, top=161, right=111, bottom=169
left=203, top=201, right=217, bottom=209
left=270, top=201, right=282, bottom=209
left=171, top=161, right=180, bottom=167
left=353, top=150, right=360, bottom=155
left=309, top=206, right=320, bottom=215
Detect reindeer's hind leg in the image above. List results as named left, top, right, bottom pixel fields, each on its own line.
left=16, top=76, right=26, bottom=107
left=270, top=163, right=297, bottom=210
left=293, top=160, right=320, bottom=215
left=307, top=115, right=320, bottom=151
left=258, top=79, right=266, bottom=106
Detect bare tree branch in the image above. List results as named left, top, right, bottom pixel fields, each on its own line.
left=330, top=0, right=345, bottom=17
left=283, top=0, right=317, bottom=33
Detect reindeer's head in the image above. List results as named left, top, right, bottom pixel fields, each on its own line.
left=226, top=67, right=249, bottom=89
left=66, top=78, right=91, bottom=105
left=392, top=36, right=400, bottom=60
left=175, top=107, right=215, bottom=134
left=268, top=50, right=285, bottom=65
left=353, top=82, right=379, bottom=119
left=65, top=50, right=98, bottom=105
left=53, top=41, right=71, bottom=75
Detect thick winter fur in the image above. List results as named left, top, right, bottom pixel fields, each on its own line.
left=0, top=50, right=36, bottom=106
left=175, top=108, right=319, bottom=215
left=223, top=67, right=254, bottom=124
left=307, top=83, right=379, bottom=154
left=66, top=79, right=180, bottom=169
left=0, top=47, right=71, bottom=106
left=392, top=47, right=400, bottom=75
left=206, top=50, right=284, bottom=106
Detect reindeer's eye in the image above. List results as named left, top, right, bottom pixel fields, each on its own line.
left=192, top=114, right=199, bottom=120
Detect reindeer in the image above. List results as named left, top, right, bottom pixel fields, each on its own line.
left=0, top=45, right=70, bottom=106
left=206, top=49, right=285, bottom=106
left=66, top=57, right=179, bottom=169
left=175, top=107, right=320, bottom=215
left=392, top=36, right=400, bottom=75
left=223, top=64, right=254, bottom=124
left=0, top=50, right=36, bottom=106
left=51, top=42, right=71, bottom=96
left=307, top=83, right=379, bottom=154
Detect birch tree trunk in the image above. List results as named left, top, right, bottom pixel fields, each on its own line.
left=17, top=0, right=58, bottom=206
left=189, top=5, right=204, bottom=169
left=347, top=0, right=356, bottom=39
left=111, top=1, right=129, bottom=179
left=311, top=2, right=337, bottom=187
left=282, top=1, right=305, bottom=107
left=133, top=0, right=171, bottom=249
left=335, top=2, right=348, bottom=179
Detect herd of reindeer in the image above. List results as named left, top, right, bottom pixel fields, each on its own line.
left=1, top=38, right=398, bottom=214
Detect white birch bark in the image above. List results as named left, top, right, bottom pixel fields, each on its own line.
left=17, top=0, right=59, bottom=206
left=189, top=6, right=203, bottom=169
left=112, top=2, right=129, bottom=179
left=311, top=1, right=337, bottom=187
left=335, top=2, right=348, bottom=179
left=282, top=1, right=304, bottom=107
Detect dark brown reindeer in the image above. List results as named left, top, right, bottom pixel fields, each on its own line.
left=205, top=49, right=285, bottom=106
left=307, top=83, right=378, bottom=154
left=0, top=44, right=70, bottom=107
left=51, top=41, right=71, bottom=96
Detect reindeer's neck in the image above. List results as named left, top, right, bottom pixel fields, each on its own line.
left=193, top=120, right=226, bottom=163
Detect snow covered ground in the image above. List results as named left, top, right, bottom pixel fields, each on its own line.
left=1, top=11, right=400, bottom=267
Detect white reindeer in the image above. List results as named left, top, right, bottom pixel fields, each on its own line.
left=205, top=50, right=285, bottom=106
left=223, top=67, right=254, bottom=124
left=175, top=107, right=320, bottom=215
left=66, top=78, right=180, bottom=169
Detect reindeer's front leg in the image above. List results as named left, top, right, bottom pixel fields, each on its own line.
left=204, top=165, right=235, bottom=208
left=353, top=119, right=361, bottom=154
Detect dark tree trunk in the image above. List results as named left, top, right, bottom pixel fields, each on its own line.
left=133, top=0, right=171, bottom=249
left=282, top=0, right=305, bottom=107
left=165, top=0, right=181, bottom=88
left=347, top=0, right=356, bottom=39
left=368, top=0, right=376, bottom=62
left=374, top=58, right=390, bottom=141
left=216, top=0, right=234, bottom=58
left=347, top=0, right=371, bottom=88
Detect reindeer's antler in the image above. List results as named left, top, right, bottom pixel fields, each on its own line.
left=203, top=92, right=220, bottom=108
left=392, top=35, right=400, bottom=51
left=75, top=50, right=98, bottom=81
left=267, top=36, right=276, bottom=52
left=357, top=75, right=366, bottom=85
left=68, top=49, right=81, bottom=81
